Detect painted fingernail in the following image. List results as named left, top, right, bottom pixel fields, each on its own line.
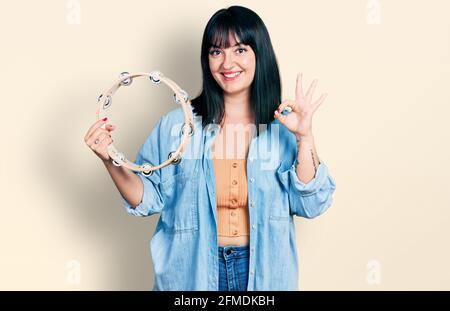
left=102, top=117, right=107, bottom=121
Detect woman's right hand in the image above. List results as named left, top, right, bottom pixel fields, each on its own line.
left=84, top=117, right=116, bottom=161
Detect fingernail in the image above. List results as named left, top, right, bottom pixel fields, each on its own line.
left=102, top=117, right=107, bottom=121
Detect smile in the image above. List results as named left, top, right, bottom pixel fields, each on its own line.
left=221, top=71, right=242, bottom=81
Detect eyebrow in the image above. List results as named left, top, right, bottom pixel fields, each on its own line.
left=210, top=43, right=244, bottom=49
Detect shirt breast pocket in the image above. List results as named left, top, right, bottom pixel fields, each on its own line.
left=268, top=160, right=291, bottom=222
left=160, top=171, right=199, bottom=233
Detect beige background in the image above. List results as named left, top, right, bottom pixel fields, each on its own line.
left=1, top=0, right=449, bottom=290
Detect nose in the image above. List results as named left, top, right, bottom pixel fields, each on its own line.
left=222, top=50, right=235, bottom=70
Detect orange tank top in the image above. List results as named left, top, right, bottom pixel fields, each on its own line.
left=212, top=158, right=250, bottom=238
left=211, top=121, right=252, bottom=246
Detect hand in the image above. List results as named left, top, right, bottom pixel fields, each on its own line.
left=274, top=72, right=328, bottom=138
left=84, top=117, right=116, bottom=161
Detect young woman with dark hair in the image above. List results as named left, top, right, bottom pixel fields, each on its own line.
left=85, top=5, right=336, bottom=291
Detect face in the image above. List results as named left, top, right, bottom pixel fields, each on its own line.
left=208, top=32, right=256, bottom=96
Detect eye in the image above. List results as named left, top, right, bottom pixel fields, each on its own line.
left=236, top=48, right=247, bottom=54
left=209, top=49, right=221, bottom=56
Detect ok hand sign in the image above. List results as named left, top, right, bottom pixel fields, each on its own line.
left=274, top=72, right=328, bottom=138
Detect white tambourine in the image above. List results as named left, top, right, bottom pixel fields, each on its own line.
left=96, top=71, right=195, bottom=176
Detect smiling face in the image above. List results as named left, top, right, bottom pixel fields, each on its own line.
left=208, top=32, right=256, bottom=96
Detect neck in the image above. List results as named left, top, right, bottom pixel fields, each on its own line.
left=222, top=88, right=253, bottom=121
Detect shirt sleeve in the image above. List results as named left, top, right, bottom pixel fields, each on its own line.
left=277, top=159, right=336, bottom=219
left=122, top=116, right=166, bottom=217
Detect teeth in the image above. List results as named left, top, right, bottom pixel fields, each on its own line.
left=223, top=72, right=241, bottom=78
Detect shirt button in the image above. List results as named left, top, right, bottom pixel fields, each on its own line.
left=250, top=177, right=255, bottom=183
left=249, top=157, right=254, bottom=162
left=232, top=180, right=238, bottom=185
left=250, top=270, right=254, bottom=275
left=231, top=199, right=237, bottom=205
left=232, top=229, right=238, bottom=235
left=231, top=211, right=236, bottom=216
left=250, top=201, right=255, bottom=207
left=251, top=247, right=255, bottom=252
left=252, top=224, right=256, bottom=230
left=232, top=162, right=237, bottom=168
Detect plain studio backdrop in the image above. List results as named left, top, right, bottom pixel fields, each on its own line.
left=0, top=0, right=449, bottom=290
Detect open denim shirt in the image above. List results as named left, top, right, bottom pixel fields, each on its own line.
left=122, top=105, right=336, bottom=290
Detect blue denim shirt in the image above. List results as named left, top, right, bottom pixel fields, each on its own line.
left=121, top=105, right=336, bottom=290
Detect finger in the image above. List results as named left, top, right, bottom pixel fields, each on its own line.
left=105, top=124, right=116, bottom=132
left=85, top=118, right=107, bottom=140
left=102, top=135, right=114, bottom=147
left=275, top=100, right=296, bottom=114
left=86, top=125, right=115, bottom=146
left=94, top=135, right=113, bottom=153
left=108, top=135, right=114, bottom=145
left=87, top=130, right=110, bottom=148
left=274, top=109, right=288, bottom=125
left=86, top=128, right=108, bottom=146
left=295, top=72, right=303, bottom=102
left=84, top=118, right=108, bottom=142
left=312, top=93, right=328, bottom=113
left=305, top=79, right=318, bottom=103
left=90, top=132, right=108, bottom=151
left=86, top=124, right=116, bottom=145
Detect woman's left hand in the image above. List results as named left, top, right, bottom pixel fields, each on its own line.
left=274, top=72, right=328, bottom=138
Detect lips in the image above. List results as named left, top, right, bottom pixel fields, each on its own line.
left=221, top=71, right=242, bottom=80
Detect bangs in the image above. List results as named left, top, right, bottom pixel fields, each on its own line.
left=206, top=18, right=248, bottom=49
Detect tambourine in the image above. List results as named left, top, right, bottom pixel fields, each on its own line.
left=96, top=71, right=195, bottom=176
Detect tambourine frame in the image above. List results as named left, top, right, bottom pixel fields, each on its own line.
left=96, top=71, right=194, bottom=176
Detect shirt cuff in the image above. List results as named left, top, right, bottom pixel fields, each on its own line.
left=288, top=159, right=330, bottom=196
left=122, top=173, right=151, bottom=217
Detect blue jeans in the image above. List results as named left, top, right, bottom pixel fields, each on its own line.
left=218, top=245, right=250, bottom=291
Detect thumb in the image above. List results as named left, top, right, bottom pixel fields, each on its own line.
left=274, top=110, right=287, bottom=125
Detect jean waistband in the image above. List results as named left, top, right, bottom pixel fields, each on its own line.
left=218, top=244, right=249, bottom=250
left=218, top=244, right=249, bottom=257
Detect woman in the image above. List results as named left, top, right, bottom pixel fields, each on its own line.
left=84, top=5, right=336, bottom=291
